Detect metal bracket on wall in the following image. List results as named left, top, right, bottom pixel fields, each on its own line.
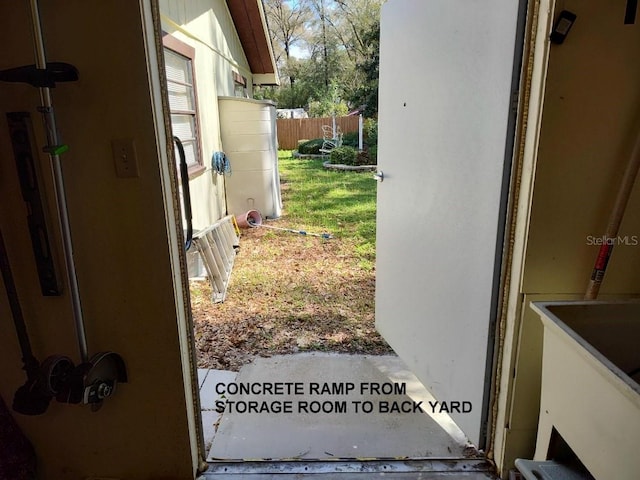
left=6, top=112, right=61, bottom=295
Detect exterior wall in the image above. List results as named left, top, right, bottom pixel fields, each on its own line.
left=494, top=0, right=640, bottom=475
left=160, top=0, right=255, bottom=229
left=0, top=1, right=197, bottom=479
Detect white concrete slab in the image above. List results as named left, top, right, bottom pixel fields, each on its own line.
left=200, top=369, right=238, bottom=410
left=201, top=410, right=220, bottom=452
left=207, top=353, right=473, bottom=461
left=198, top=368, right=209, bottom=388
left=200, top=369, right=238, bottom=450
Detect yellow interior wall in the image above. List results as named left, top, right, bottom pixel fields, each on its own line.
left=0, top=2, right=196, bottom=479
left=160, top=0, right=254, bottom=230
left=523, top=1, right=640, bottom=295
left=499, top=0, right=640, bottom=473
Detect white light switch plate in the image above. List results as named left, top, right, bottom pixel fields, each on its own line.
left=112, top=138, right=139, bottom=178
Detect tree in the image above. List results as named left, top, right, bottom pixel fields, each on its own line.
left=323, top=0, right=381, bottom=111
left=263, top=0, right=312, bottom=85
left=350, top=18, right=380, bottom=117
left=263, top=0, right=382, bottom=114
left=328, top=0, right=380, bottom=62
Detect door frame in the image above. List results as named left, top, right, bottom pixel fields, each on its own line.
left=483, top=0, right=531, bottom=450
left=139, top=0, right=539, bottom=475
left=488, top=0, right=559, bottom=472
left=140, top=0, right=207, bottom=474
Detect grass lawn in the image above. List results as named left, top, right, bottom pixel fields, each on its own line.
left=190, top=150, right=391, bottom=371
left=277, top=151, right=377, bottom=270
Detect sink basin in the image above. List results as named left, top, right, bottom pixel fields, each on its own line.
left=530, top=300, right=640, bottom=480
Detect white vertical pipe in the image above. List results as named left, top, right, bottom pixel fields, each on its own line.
left=359, top=114, right=364, bottom=151
left=29, top=0, right=89, bottom=362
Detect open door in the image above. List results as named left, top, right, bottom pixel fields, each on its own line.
left=375, top=0, right=525, bottom=448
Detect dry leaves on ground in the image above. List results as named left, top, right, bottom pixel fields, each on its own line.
left=190, top=226, right=391, bottom=371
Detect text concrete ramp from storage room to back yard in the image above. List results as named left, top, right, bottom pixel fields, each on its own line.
left=207, top=353, right=476, bottom=461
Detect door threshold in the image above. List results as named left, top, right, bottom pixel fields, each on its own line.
left=200, top=458, right=496, bottom=477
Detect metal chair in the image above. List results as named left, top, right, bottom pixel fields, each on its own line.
left=319, top=124, right=343, bottom=154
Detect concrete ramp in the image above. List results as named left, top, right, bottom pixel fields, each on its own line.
left=207, top=353, right=473, bottom=461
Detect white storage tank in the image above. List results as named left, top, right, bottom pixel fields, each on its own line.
left=218, top=97, right=282, bottom=219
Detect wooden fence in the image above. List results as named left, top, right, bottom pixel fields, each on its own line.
left=276, top=116, right=360, bottom=150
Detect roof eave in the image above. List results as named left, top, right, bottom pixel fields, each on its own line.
left=226, top=0, right=279, bottom=84
left=253, top=73, right=280, bottom=86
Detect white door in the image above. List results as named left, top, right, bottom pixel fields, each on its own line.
left=376, top=0, right=524, bottom=448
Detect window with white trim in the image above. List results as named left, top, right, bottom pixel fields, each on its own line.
left=233, top=71, right=248, bottom=98
left=163, top=36, right=203, bottom=177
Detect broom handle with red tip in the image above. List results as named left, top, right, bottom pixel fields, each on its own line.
left=585, top=127, right=640, bottom=300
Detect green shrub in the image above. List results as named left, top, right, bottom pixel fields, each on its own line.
left=364, top=118, right=378, bottom=146
left=355, top=150, right=369, bottom=166
left=341, top=131, right=359, bottom=148
left=353, top=146, right=377, bottom=166
left=297, top=138, right=324, bottom=155
left=308, top=100, right=349, bottom=118
left=329, top=146, right=358, bottom=165
left=367, top=145, right=377, bottom=164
